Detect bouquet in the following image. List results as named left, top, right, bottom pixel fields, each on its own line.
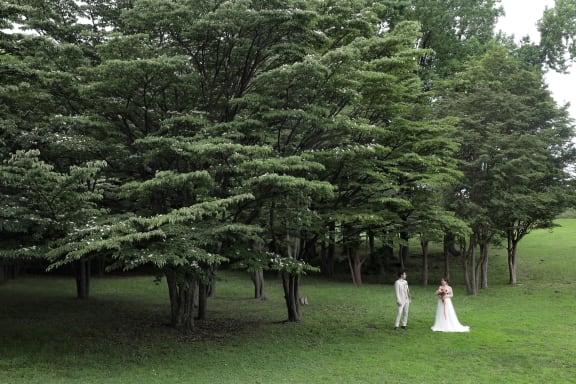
left=438, top=287, right=448, bottom=319
left=438, top=287, right=447, bottom=303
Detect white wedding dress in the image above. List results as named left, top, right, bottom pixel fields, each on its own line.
left=431, top=293, right=470, bottom=333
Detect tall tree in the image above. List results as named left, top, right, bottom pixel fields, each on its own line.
left=437, top=46, right=575, bottom=290
left=539, top=0, right=576, bottom=71
left=395, top=0, right=503, bottom=79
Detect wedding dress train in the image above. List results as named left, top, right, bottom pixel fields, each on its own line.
left=431, top=297, right=470, bottom=332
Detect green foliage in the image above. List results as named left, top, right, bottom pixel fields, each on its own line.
left=0, top=150, right=106, bottom=261
left=438, top=47, right=575, bottom=236
left=2, top=0, right=574, bottom=304
left=538, top=0, right=576, bottom=71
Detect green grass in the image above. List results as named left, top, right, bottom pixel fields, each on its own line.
left=1, top=220, right=576, bottom=383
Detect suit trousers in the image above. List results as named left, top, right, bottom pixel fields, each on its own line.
left=395, top=302, right=409, bottom=327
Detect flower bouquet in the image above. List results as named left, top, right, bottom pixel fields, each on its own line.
left=438, top=287, right=447, bottom=319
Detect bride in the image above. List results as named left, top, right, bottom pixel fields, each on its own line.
left=431, top=278, right=470, bottom=332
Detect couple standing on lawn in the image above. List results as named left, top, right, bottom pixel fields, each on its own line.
left=394, top=271, right=470, bottom=333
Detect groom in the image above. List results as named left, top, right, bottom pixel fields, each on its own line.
left=394, top=271, right=411, bottom=331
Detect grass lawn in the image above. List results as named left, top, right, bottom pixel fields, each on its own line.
left=1, top=219, right=575, bottom=384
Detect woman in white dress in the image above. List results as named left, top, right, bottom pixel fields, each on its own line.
left=431, top=278, right=470, bottom=332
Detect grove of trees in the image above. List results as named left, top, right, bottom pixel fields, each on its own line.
left=1, top=0, right=575, bottom=331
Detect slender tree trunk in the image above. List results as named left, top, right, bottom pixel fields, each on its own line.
left=251, top=268, right=266, bottom=300
left=166, top=269, right=179, bottom=326
left=458, top=236, right=473, bottom=295
left=342, top=224, right=364, bottom=285
left=207, top=264, right=217, bottom=298
left=470, top=236, right=478, bottom=295
left=326, top=221, right=336, bottom=277
left=74, top=259, right=90, bottom=299
left=442, top=234, right=451, bottom=281
left=382, top=243, right=394, bottom=275
left=346, top=247, right=363, bottom=286
left=481, top=242, right=489, bottom=289
left=197, top=282, right=208, bottom=320
left=399, top=232, right=409, bottom=270
left=507, top=233, right=518, bottom=285
left=421, top=239, right=429, bottom=285
left=97, top=254, right=106, bottom=276
left=0, top=263, right=17, bottom=284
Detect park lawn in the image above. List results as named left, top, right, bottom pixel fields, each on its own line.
left=0, top=219, right=575, bottom=384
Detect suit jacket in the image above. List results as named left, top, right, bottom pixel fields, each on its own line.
left=394, top=278, right=410, bottom=304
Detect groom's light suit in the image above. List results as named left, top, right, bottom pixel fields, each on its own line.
left=394, top=278, right=411, bottom=328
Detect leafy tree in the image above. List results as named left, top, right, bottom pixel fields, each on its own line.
left=436, top=47, right=575, bottom=290
left=539, top=0, right=576, bottom=71
left=392, top=0, right=503, bottom=79
left=0, top=150, right=106, bottom=291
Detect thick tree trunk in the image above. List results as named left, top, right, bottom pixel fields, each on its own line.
left=282, top=273, right=301, bottom=322
left=165, top=268, right=196, bottom=331
left=74, top=259, right=91, bottom=299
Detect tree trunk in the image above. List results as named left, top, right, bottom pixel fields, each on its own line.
left=480, top=242, right=489, bottom=289
left=321, top=221, right=336, bottom=277
left=251, top=268, right=266, bottom=300
left=206, top=264, right=217, bottom=298
left=382, top=243, right=394, bottom=274
left=165, top=268, right=196, bottom=331
left=421, top=239, right=429, bottom=285
left=442, top=234, right=451, bottom=281
left=198, top=282, right=208, bottom=320
left=470, top=236, right=478, bottom=296
left=346, top=247, right=363, bottom=286
left=0, top=264, right=7, bottom=284
left=398, top=232, right=409, bottom=270
left=282, top=272, right=301, bottom=322
left=507, top=234, right=518, bottom=285
left=281, top=234, right=303, bottom=322
left=458, top=236, right=473, bottom=295
left=97, top=254, right=106, bottom=276
left=74, top=258, right=91, bottom=299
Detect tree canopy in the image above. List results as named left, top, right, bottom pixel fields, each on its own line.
left=1, top=0, right=575, bottom=330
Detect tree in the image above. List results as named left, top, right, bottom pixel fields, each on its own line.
left=539, top=0, right=576, bottom=71
left=437, top=46, right=575, bottom=290
left=395, top=0, right=503, bottom=79
left=0, top=150, right=106, bottom=293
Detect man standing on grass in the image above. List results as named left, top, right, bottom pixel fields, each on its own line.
left=394, top=271, right=411, bottom=331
